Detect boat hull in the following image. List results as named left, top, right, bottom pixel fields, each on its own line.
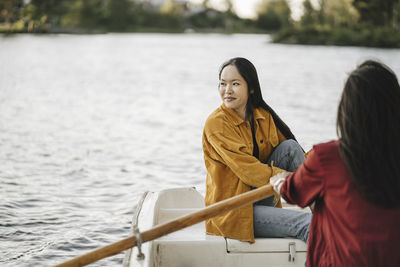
left=123, top=187, right=309, bottom=267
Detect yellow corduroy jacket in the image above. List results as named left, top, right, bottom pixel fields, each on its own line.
left=203, top=104, right=286, bottom=243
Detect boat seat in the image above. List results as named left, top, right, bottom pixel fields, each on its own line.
left=227, top=237, right=307, bottom=253
left=155, top=207, right=307, bottom=253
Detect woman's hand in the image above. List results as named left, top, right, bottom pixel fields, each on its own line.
left=270, top=171, right=291, bottom=194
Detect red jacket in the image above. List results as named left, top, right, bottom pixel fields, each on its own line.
left=281, top=140, right=400, bottom=267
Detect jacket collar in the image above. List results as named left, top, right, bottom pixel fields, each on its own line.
left=253, top=107, right=266, bottom=122
left=221, top=104, right=265, bottom=126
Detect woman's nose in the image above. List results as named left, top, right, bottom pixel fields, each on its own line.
left=226, top=84, right=233, bottom=94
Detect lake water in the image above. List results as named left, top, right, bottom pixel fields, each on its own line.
left=1, top=33, right=399, bottom=266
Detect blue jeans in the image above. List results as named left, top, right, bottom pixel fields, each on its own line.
left=253, top=140, right=311, bottom=243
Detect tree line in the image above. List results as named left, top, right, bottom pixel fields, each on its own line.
left=0, top=0, right=257, bottom=33
left=259, top=0, right=400, bottom=47
left=1, top=0, right=399, bottom=47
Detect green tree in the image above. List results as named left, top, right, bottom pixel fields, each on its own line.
left=21, top=0, right=73, bottom=31
left=60, top=0, right=139, bottom=31
left=202, top=0, right=210, bottom=8
left=78, top=0, right=107, bottom=30
left=323, top=0, right=359, bottom=27
left=224, top=0, right=233, bottom=13
left=160, top=0, right=184, bottom=16
left=58, top=0, right=82, bottom=28
left=300, top=0, right=318, bottom=26
left=354, top=0, right=399, bottom=27
left=0, top=0, right=23, bottom=24
left=27, top=0, right=71, bottom=25
left=159, top=0, right=184, bottom=29
left=188, top=9, right=225, bottom=29
left=256, top=0, right=292, bottom=31
left=395, top=1, right=400, bottom=27
left=105, top=0, right=137, bottom=31
left=301, top=0, right=358, bottom=28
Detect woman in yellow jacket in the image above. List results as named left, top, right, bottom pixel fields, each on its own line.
left=203, top=57, right=311, bottom=243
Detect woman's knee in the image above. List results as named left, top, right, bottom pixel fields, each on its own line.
left=268, top=139, right=305, bottom=170
left=279, top=140, right=303, bottom=155
left=278, top=140, right=305, bottom=170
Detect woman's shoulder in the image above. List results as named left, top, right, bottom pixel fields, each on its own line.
left=313, top=140, right=339, bottom=151
left=204, top=107, right=226, bottom=131
left=312, top=140, right=341, bottom=162
left=206, top=105, right=225, bottom=122
left=204, top=106, right=238, bottom=137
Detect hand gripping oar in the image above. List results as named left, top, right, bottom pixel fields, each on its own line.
left=54, top=184, right=275, bottom=267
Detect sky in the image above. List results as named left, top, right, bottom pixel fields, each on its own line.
left=190, top=0, right=304, bottom=20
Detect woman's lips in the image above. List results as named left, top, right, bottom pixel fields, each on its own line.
left=224, top=97, right=236, bottom=102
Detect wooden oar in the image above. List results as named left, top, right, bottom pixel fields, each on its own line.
left=54, top=184, right=275, bottom=267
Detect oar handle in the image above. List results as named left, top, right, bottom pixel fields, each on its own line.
left=54, top=184, right=275, bottom=267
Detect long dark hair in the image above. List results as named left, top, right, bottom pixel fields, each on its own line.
left=219, top=57, right=297, bottom=141
left=337, top=60, right=400, bottom=208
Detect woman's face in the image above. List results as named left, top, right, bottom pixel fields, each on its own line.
left=219, top=65, right=249, bottom=120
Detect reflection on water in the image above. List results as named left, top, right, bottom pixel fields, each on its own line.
left=0, top=33, right=399, bottom=266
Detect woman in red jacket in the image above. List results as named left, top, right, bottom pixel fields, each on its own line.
left=271, top=60, right=400, bottom=266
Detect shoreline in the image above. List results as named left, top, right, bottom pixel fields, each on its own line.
left=2, top=28, right=399, bottom=49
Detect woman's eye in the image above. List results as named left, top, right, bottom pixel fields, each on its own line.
left=233, top=82, right=239, bottom=86
left=219, top=82, right=226, bottom=87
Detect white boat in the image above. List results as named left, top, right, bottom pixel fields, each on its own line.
left=123, top=187, right=309, bottom=267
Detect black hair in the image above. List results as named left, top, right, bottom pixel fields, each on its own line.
left=219, top=57, right=297, bottom=141
left=337, top=60, right=400, bottom=208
